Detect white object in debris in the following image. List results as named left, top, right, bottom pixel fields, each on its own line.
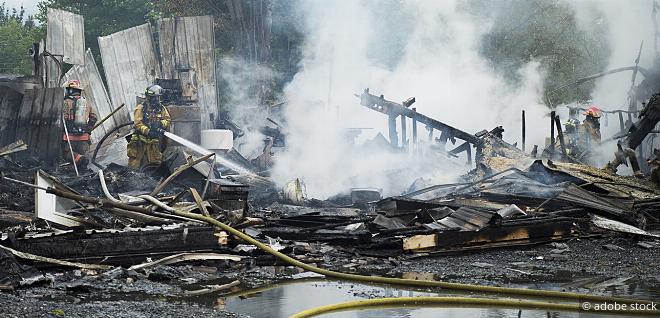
left=282, top=178, right=307, bottom=205
left=35, top=171, right=84, bottom=227
left=591, top=214, right=660, bottom=238
left=496, top=204, right=527, bottom=218
left=201, top=129, right=233, bottom=151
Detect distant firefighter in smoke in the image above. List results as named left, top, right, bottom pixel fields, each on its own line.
left=580, top=105, right=602, bottom=145
left=563, top=107, right=582, bottom=156
left=561, top=105, right=602, bottom=163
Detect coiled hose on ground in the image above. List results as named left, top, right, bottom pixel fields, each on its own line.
left=172, top=210, right=660, bottom=317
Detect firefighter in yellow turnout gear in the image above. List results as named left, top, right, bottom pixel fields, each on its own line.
left=127, top=85, right=171, bottom=170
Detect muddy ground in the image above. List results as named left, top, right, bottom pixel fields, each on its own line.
left=1, top=234, right=657, bottom=317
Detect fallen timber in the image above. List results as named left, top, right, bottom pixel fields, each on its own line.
left=358, top=88, right=482, bottom=165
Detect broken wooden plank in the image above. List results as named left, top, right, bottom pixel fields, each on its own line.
left=591, top=214, right=660, bottom=238
left=128, top=252, right=242, bottom=271
left=6, top=226, right=228, bottom=264
left=0, top=140, right=27, bottom=157
left=403, top=234, right=437, bottom=251
left=0, top=243, right=110, bottom=270
left=183, top=280, right=240, bottom=297
left=190, top=188, right=210, bottom=217
left=404, top=217, right=576, bottom=252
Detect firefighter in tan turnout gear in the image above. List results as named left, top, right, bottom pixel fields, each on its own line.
left=127, top=84, right=171, bottom=170
left=580, top=105, right=602, bottom=145
left=62, top=80, right=97, bottom=168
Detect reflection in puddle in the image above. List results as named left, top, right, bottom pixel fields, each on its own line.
left=192, top=273, right=658, bottom=318
left=212, top=279, right=548, bottom=318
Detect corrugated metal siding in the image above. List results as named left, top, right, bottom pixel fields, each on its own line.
left=0, top=86, right=26, bottom=144
left=61, top=49, right=130, bottom=142
left=46, top=8, right=85, bottom=65
left=98, top=23, right=161, bottom=118
left=158, top=16, right=217, bottom=129
left=0, top=88, right=65, bottom=166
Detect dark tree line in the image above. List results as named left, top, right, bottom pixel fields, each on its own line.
left=0, top=3, right=42, bottom=75
left=3, top=0, right=616, bottom=108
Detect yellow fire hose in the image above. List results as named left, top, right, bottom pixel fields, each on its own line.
left=174, top=211, right=660, bottom=317
left=288, top=297, right=659, bottom=317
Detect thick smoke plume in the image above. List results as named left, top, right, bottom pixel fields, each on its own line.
left=268, top=0, right=550, bottom=198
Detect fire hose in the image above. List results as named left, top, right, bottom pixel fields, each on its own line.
left=91, top=122, right=133, bottom=169
left=1, top=174, right=654, bottom=316
left=290, top=297, right=581, bottom=318
left=171, top=210, right=660, bottom=317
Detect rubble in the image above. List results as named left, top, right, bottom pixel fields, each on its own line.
left=0, top=5, right=659, bottom=318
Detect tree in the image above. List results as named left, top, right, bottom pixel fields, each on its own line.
left=155, top=0, right=307, bottom=107
left=0, top=3, right=43, bottom=75
left=155, top=0, right=279, bottom=106
left=474, top=0, right=610, bottom=105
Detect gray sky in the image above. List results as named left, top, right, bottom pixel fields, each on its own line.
left=5, top=0, right=39, bottom=15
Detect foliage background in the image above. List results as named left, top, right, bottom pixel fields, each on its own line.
left=0, top=0, right=612, bottom=107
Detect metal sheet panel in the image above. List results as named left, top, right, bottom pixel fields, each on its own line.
left=62, top=49, right=130, bottom=142
left=46, top=8, right=85, bottom=65
left=158, top=16, right=217, bottom=129
left=167, top=105, right=201, bottom=143
left=35, top=170, right=83, bottom=227
left=0, top=86, right=25, bottom=144
left=5, top=88, right=65, bottom=166
left=98, top=23, right=161, bottom=118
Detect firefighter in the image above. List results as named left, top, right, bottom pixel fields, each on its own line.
left=62, top=80, right=97, bottom=168
left=127, top=84, right=171, bottom=170
left=564, top=107, right=582, bottom=156
left=580, top=105, right=602, bottom=144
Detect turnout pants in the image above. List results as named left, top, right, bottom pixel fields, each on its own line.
left=127, top=137, right=163, bottom=170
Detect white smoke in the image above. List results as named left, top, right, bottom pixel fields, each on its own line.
left=572, top=0, right=654, bottom=112
left=569, top=0, right=656, bottom=170
left=220, top=57, right=277, bottom=159
left=270, top=0, right=550, bottom=198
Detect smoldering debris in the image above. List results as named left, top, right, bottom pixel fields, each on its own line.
left=1, top=86, right=659, bottom=291
left=1, top=3, right=660, bottom=317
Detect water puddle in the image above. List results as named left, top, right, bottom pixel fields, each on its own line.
left=172, top=275, right=645, bottom=317
left=72, top=270, right=658, bottom=317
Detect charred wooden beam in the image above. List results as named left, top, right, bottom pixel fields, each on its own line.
left=522, top=110, right=526, bottom=152
left=550, top=110, right=556, bottom=158
left=400, top=114, right=407, bottom=148
left=403, top=217, right=577, bottom=252
left=359, top=89, right=482, bottom=147
left=388, top=113, right=398, bottom=147
left=412, top=108, right=418, bottom=146
left=3, top=226, right=226, bottom=265
left=554, top=115, right=567, bottom=158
